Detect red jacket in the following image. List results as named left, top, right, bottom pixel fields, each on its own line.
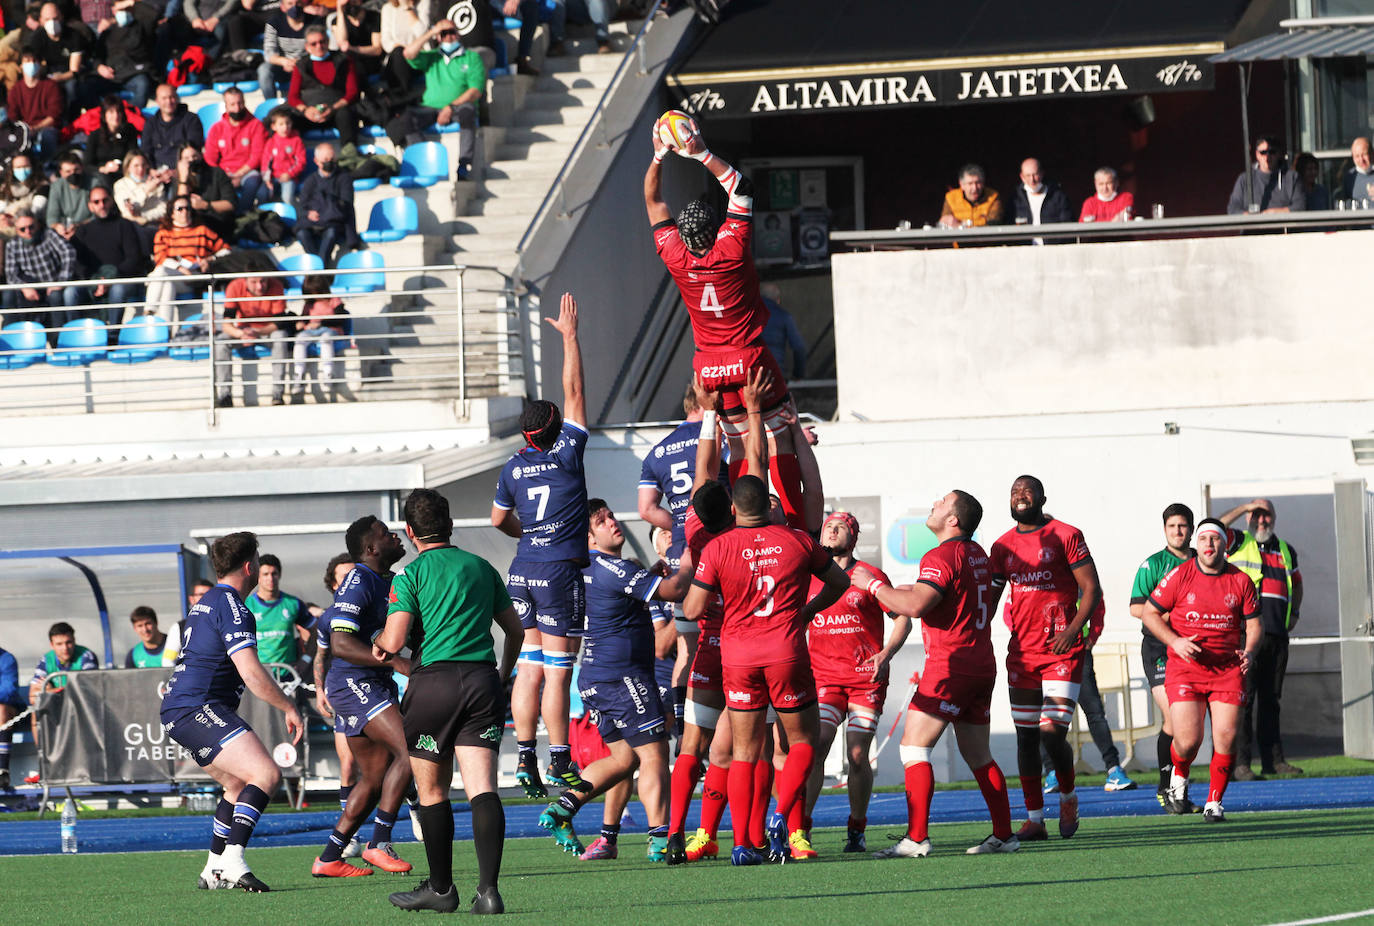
left=260, top=132, right=306, bottom=181
left=9, top=78, right=62, bottom=129
left=206, top=114, right=267, bottom=175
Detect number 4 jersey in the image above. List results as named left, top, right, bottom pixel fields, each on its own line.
left=653, top=211, right=767, bottom=351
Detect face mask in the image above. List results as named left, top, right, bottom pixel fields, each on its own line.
left=228, top=108, right=246, bottom=121
left=43, top=18, right=59, bottom=35
left=439, top=40, right=460, bottom=54
left=318, top=160, right=335, bottom=173
left=13, top=167, right=31, bottom=181
left=21, top=62, right=37, bottom=78
left=310, top=52, right=327, bottom=61
left=114, top=9, right=131, bottom=26
left=67, top=172, right=82, bottom=186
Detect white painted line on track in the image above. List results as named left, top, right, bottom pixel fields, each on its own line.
left=1263, top=909, right=1374, bottom=926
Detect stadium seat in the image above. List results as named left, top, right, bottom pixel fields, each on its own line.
left=254, top=97, right=286, bottom=122
left=264, top=201, right=297, bottom=227
left=0, top=321, right=47, bottom=369
left=360, top=196, right=417, bottom=243
left=176, top=83, right=205, bottom=97
left=168, top=313, right=209, bottom=361
left=334, top=250, right=385, bottom=293
left=197, top=101, right=224, bottom=135
left=48, top=318, right=108, bottom=367
left=213, top=79, right=259, bottom=93
left=389, top=142, right=447, bottom=188
left=352, top=145, right=385, bottom=191
left=362, top=124, right=387, bottom=139
left=279, top=253, right=324, bottom=295
left=108, top=315, right=170, bottom=363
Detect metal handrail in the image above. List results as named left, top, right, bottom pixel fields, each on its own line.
left=514, top=0, right=666, bottom=257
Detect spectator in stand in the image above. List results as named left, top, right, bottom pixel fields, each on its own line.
left=1293, top=153, right=1330, bottom=212
left=142, top=195, right=229, bottom=323
left=379, top=0, right=425, bottom=94
left=47, top=151, right=99, bottom=239
left=259, top=0, right=317, bottom=101
left=124, top=605, right=168, bottom=668
left=1079, top=166, right=1134, bottom=222
left=0, top=645, right=26, bottom=790
left=292, top=272, right=345, bottom=402
left=496, top=0, right=544, bottom=74
left=83, top=95, right=141, bottom=182
left=1, top=211, right=80, bottom=318
left=938, top=163, right=1001, bottom=228
left=77, top=0, right=116, bottom=32
left=289, top=24, right=361, bottom=147
left=164, top=0, right=234, bottom=60
left=141, top=81, right=205, bottom=172
left=1012, top=157, right=1072, bottom=226
left=171, top=141, right=236, bottom=240
left=87, top=0, right=156, bottom=107
left=222, top=0, right=286, bottom=55
left=29, top=622, right=99, bottom=703
left=215, top=272, right=289, bottom=407
left=0, top=5, right=42, bottom=95
left=0, top=155, right=49, bottom=236
left=205, top=86, right=267, bottom=210
left=544, top=0, right=613, bottom=56
left=1227, top=136, right=1305, bottom=215
left=23, top=2, right=89, bottom=111
left=1342, top=136, right=1373, bottom=203
left=9, top=51, right=62, bottom=163
left=387, top=19, right=484, bottom=179
left=72, top=184, right=145, bottom=324
left=294, top=140, right=358, bottom=266
left=759, top=281, right=805, bottom=381
left=113, top=150, right=166, bottom=249
left=333, top=0, right=383, bottom=82
left=260, top=107, right=307, bottom=205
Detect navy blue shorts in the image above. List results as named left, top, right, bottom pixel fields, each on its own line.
left=655, top=656, right=675, bottom=710
left=161, top=702, right=251, bottom=768
left=327, top=672, right=398, bottom=737
left=508, top=558, right=586, bottom=638
left=580, top=671, right=667, bottom=747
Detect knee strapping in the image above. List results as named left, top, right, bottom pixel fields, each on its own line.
left=1010, top=705, right=1041, bottom=729
left=1040, top=702, right=1076, bottom=729
left=684, top=700, right=721, bottom=731
left=518, top=646, right=543, bottom=666
left=542, top=650, right=575, bottom=670
left=817, top=702, right=844, bottom=729
left=846, top=709, right=878, bottom=736
left=899, top=744, right=932, bottom=766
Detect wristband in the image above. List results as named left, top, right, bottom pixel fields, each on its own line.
left=700, top=410, right=717, bottom=441
left=866, top=578, right=886, bottom=597
left=653, top=147, right=667, bottom=163
left=687, top=148, right=712, bottom=163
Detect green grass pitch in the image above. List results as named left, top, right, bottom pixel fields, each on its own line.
left=5, top=808, right=1374, bottom=925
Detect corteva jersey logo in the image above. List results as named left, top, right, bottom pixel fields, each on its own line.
left=415, top=734, right=438, bottom=752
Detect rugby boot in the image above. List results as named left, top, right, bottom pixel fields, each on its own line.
left=471, top=886, right=505, bottom=914
left=1058, top=792, right=1080, bottom=839
left=579, top=836, right=618, bottom=860
left=389, top=878, right=460, bottom=913
left=684, top=828, right=718, bottom=861
left=362, top=842, right=412, bottom=873
left=1015, top=819, right=1048, bottom=841
left=312, top=857, right=374, bottom=877
left=1155, top=785, right=1168, bottom=809
left=966, top=834, right=1021, bottom=854
left=341, top=836, right=363, bottom=858
left=647, top=834, right=669, bottom=862
left=1202, top=801, right=1227, bottom=823
left=546, top=760, right=592, bottom=793
left=197, top=853, right=225, bottom=890
left=729, top=845, right=763, bottom=866
left=872, top=836, right=931, bottom=859
left=842, top=828, right=867, bottom=853
left=1164, top=782, right=1196, bottom=816
left=765, top=812, right=789, bottom=862
left=516, top=752, right=547, bottom=798
left=788, top=830, right=817, bottom=860
left=665, top=831, right=688, bottom=865
left=218, top=853, right=270, bottom=892
left=538, top=802, right=585, bottom=854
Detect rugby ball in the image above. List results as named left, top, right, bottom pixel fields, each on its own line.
left=656, top=109, right=697, bottom=150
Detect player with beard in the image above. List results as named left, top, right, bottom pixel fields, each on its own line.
left=1129, top=503, right=1196, bottom=810
left=1140, top=519, right=1260, bottom=822
left=988, top=475, right=1103, bottom=841
left=855, top=490, right=1018, bottom=858
left=645, top=121, right=808, bottom=530
left=799, top=512, right=911, bottom=855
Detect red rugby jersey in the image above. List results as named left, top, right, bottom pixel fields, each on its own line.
left=653, top=213, right=768, bottom=351
left=1148, top=558, right=1258, bottom=667
left=990, top=519, right=1093, bottom=654
left=807, top=560, right=890, bottom=683
left=917, top=537, right=997, bottom=677
left=684, top=505, right=732, bottom=635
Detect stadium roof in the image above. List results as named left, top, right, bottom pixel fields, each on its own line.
left=668, top=0, right=1255, bottom=118
left=1210, top=19, right=1374, bottom=61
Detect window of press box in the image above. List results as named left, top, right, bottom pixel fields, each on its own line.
left=740, top=157, right=864, bottom=270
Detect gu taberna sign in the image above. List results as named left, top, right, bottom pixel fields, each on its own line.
left=672, top=54, right=1213, bottom=118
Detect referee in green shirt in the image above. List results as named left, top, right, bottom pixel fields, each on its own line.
left=374, top=488, right=522, bottom=915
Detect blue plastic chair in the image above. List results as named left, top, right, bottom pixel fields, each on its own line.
left=168, top=313, right=210, bottom=361
left=389, top=142, right=447, bottom=188
left=254, top=97, right=286, bottom=122
left=108, top=315, right=170, bottom=363
left=362, top=124, right=387, bottom=139
left=264, top=201, right=297, bottom=228
left=48, top=318, right=108, bottom=367
left=0, top=321, right=47, bottom=369
left=334, top=250, right=385, bottom=293
left=279, top=253, right=324, bottom=295
left=361, top=196, right=418, bottom=243
left=214, top=79, right=260, bottom=94
left=176, top=83, right=205, bottom=97
left=197, top=101, right=224, bottom=135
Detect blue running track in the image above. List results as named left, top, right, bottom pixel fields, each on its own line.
left=3, top=776, right=1373, bottom=857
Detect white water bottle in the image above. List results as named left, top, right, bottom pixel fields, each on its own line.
left=60, top=798, right=77, bottom=854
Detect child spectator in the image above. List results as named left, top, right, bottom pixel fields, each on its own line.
left=292, top=272, right=347, bottom=402
left=260, top=108, right=306, bottom=206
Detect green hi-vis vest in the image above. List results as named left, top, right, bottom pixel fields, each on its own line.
left=1229, top=533, right=1295, bottom=629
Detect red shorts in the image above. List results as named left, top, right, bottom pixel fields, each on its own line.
left=722, top=658, right=815, bottom=712
left=694, top=343, right=789, bottom=417
left=687, top=633, right=722, bottom=693
left=568, top=712, right=611, bottom=768
left=910, top=672, right=995, bottom=724
left=1165, top=660, right=1247, bottom=706
left=1005, top=647, right=1085, bottom=688
left=816, top=679, right=888, bottom=715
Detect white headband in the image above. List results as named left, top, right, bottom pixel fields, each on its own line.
left=1195, top=522, right=1226, bottom=541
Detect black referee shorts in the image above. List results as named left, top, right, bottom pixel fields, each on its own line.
left=402, top=661, right=505, bottom=760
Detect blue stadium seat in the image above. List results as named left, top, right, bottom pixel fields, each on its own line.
left=197, top=101, right=224, bottom=135
left=304, top=124, right=340, bottom=141
left=168, top=313, right=210, bottom=361
left=352, top=145, right=385, bottom=191
left=334, top=250, right=385, bottom=293
left=176, top=83, right=205, bottom=97
left=362, top=124, right=388, bottom=139
left=213, top=79, right=260, bottom=94
left=360, top=196, right=417, bottom=243
left=279, top=253, right=324, bottom=295
left=389, top=142, right=447, bottom=188
left=48, top=318, right=108, bottom=367
left=0, top=321, right=47, bottom=369
left=254, top=97, right=286, bottom=122
left=108, top=315, right=170, bottom=363
left=264, top=201, right=296, bottom=227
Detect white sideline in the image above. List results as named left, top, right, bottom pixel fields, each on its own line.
left=1262, top=909, right=1374, bottom=926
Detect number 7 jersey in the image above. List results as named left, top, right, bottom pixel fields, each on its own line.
left=653, top=212, right=768, bottom=351
left=915, top=537, right=997, bottom=678
left=493, top=421, right=591, bottom=565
